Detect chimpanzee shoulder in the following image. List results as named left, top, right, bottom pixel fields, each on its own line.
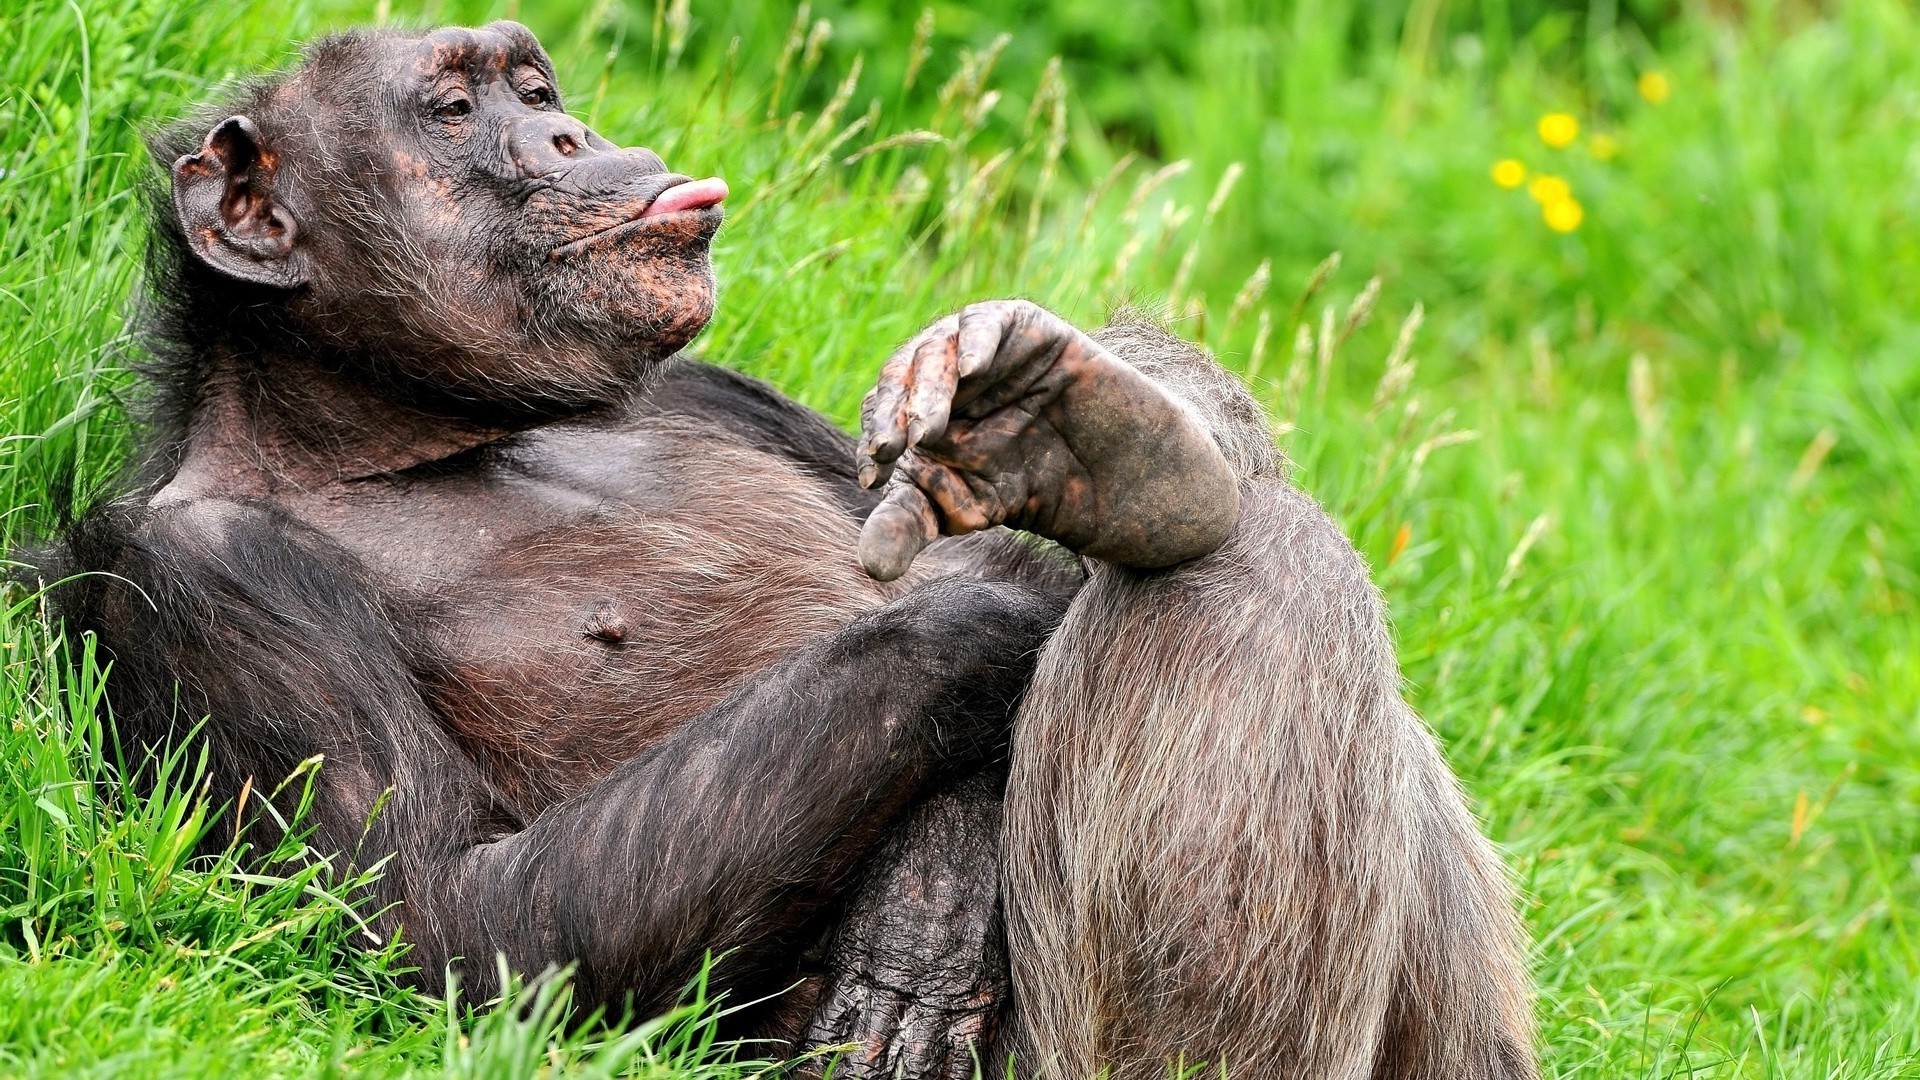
left=632, top=359, right=881, bottom=516
left=623, top=358, right=1085, bottom=594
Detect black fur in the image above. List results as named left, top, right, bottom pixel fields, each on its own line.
left=32, top=25, right=1069, bottom=1013
left=48, top=495, right=1064, bottom=1009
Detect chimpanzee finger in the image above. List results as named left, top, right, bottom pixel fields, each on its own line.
left=855, top=386, right=897, bottom=490
left=903, top=333, right=959, bottom=448
left=856, top=481, right=940, bottom=582
left=842, top=990, right=906, bottom=1078
left=940, top=1023, right=987, bottom=1080
left=857, top=342, right=920, bottom=482
left=945, top=1037, right=984, bottom=1080
left=905, top=458, right=1000, bottom=536
left=800, top=988, right=864, bottom=1064
left=861, top=315, right=962, bottom=476
left=954, top=303, right=1011, bottom=384
left=887, top=1005, right=945, bottom=1080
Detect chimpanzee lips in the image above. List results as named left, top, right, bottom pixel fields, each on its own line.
left=642, top=177, right=728, bottom=217
left=550, top=176, right=729, bottom=259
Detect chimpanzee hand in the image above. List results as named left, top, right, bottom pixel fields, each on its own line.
left=800, top=777, right=1008, bottom=1080
left=855, top=299, right=1240, bottom=581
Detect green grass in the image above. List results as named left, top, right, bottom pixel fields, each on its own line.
left=5, top=0, right=1920, bottom=1075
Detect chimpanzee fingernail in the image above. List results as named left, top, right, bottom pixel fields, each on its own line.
left=857, top=462, right=879, bottom=488
left=906, top=418, right=930, bottom=446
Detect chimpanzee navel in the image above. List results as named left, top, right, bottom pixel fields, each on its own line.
left=581, top=596, right=629, bottom=644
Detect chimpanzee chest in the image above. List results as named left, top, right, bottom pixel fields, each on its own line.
left=297, top=421, right=899, bottom=816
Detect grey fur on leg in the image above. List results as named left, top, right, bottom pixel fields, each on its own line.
left=1090, top=312, right=1284, bottom=482
left=998, top=319, right=1535, bottom=1079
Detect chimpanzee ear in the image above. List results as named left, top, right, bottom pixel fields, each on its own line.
left=171, top=115, right=310, bottom=290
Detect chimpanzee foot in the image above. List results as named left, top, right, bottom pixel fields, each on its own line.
left=801, top=967, right=1003, bottom=1080
left=854, top=299, right=1240, bottom=580
left=799, top=775, right=1010, bottom=1080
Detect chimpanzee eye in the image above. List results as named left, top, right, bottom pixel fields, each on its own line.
left=519, top=86, right=554, bottom=108
left=434, top=97, right=472, bottom=121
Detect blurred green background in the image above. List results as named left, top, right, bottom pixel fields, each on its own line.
left=4, top=0, right=1920, bottom=1075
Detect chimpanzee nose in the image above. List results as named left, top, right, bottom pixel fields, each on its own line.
left=506, top=115, right=598, bottom=172
left=508, top=114, right=666, bottom=182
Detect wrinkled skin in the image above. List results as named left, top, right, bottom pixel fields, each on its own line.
left=164, top=21, right=1234, bottom=552
left=169, top=21, right=722, bottom=421
left=801, top=774, right=1012, bottom=1080
left=97, top=19, right=1241, bottom=1075
left=854, top=299, right=1239, bottom=581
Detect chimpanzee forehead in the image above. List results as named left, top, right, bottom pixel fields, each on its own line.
left=389, top=22, right=553, bottom=84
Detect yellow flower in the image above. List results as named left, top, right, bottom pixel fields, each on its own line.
left=1491, top=159, right=1527, bottom=188
left=1527, top=174, right=1570, bottom=205
left=1588, top=133, right=1620, bottom=160
left=1638, top=71, right=1671, bottom=104
left=1537, top=112, right=1579, bottom=148
left=1543, top=197, right=1584, bottom=232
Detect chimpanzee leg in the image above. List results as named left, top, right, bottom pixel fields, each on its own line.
left=75, top=498, right=1066, bottom=1015
left=993, top=321, right=1536, bottom=1080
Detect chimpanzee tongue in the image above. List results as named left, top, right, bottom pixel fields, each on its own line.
left=642, top=177, right=729, bottom=217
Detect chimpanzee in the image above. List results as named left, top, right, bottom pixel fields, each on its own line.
left=41, top=22, right=1536, bottom=1080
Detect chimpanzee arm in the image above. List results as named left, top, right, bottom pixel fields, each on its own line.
left=628, top=358, right=1078, bottom=1072
left=632, top=358, right=1091, bottom=595
left=64, top=496, right=1065, bottom=1013
left=452, top=576, right=1060, bottom=1011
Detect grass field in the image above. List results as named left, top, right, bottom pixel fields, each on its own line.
left=5, top=0, right=1920, bottom=1075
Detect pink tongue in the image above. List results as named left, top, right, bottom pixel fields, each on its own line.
left=643, top=177, right=729, bottom=217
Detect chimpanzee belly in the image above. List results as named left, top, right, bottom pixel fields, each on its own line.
left=286, top=416, right=904, bottom=818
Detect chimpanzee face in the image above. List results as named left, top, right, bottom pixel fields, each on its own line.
left=167, top=22, right=725, bottom=417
